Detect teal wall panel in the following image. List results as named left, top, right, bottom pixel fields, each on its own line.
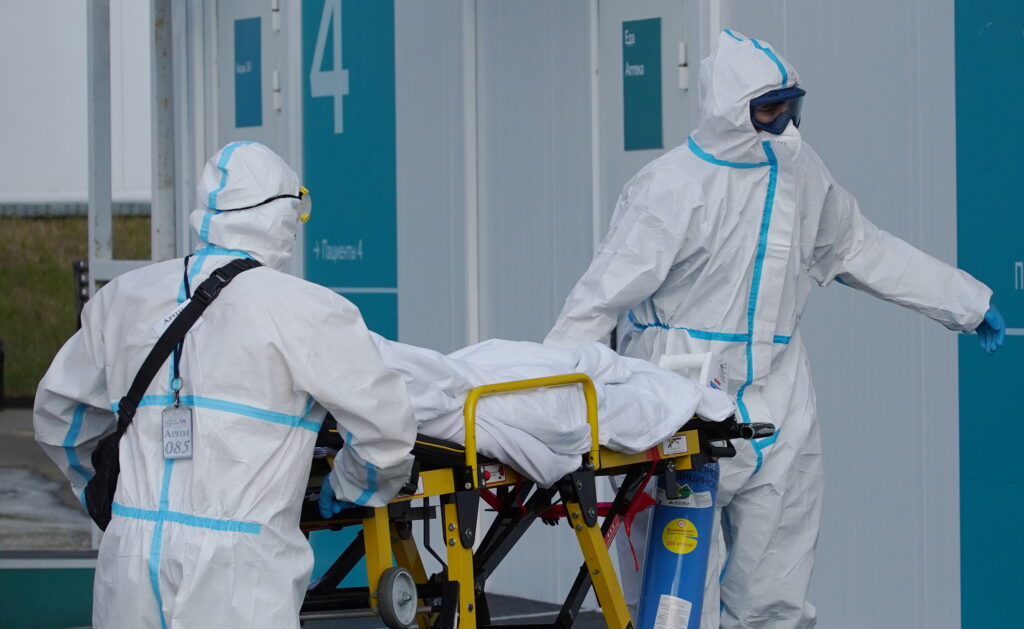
left=309, top=529, right=366, bottom=588
left=955, top=2, right=1024, bottom=324
left=340, top=292, right=397, bottom=341
left=302, top=0, right=398, bottom=338
left=957, top=333, right=1024, bottom=627
left=955, top=2, right=1024, bottom=627
left=0, top=568, right=94, bottom=628
left=300, top=0, right=398, bottom=589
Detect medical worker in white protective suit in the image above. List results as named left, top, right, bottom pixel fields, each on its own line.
left=545, top=31, right=1005, bottom=628
left=34, top=142, right=415, bottom=628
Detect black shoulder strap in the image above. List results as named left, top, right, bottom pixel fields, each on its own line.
left=114, top=257, right=261, bottom=433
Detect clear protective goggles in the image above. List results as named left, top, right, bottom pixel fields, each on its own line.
left=750, top=86, right=806, bottom=135
left=296, top=186, right=312, bottom=223
left=225, top=186, right=312, bottom=223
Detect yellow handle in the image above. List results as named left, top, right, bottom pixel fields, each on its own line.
left=462, top=373, right=600, bottom=488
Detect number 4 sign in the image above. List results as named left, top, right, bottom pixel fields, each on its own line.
left=310, top=0, right=349, bottom=133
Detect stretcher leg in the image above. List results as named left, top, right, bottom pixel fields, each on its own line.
left=363, top=507, right=394, bottom=612
left=392, top=524, right=435, bottom=629
left=555, top=467, right=649, bottom=625
left=565, top=499, right=633, bottom=629
left=559, top=470, right=633, bottom=629
left=442, top=496, right=477, bottom=628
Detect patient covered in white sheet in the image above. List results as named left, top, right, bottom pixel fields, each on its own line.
left=371, top=334, right=734, bottom=487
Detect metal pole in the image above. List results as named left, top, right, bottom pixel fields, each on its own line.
left=151, top=0, right=177, bottom=261
left=87, top=0, right=113, bottom=295
left=462, top=0, right=480, bottom=346
left=589, top=0, right=601, bottom=254
left=708, top=0, right=722, bottom=51
left=172, top=0, right=200, bottom=259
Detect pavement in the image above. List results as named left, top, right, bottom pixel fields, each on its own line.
left=0, top=406, right=93, bottom=551
left=303, top=593, right=608, bottom=628
left=58, top=593, right=609, bottom=629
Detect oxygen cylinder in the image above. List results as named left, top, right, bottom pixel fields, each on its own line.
left=636, top=462, right=719, bottom=629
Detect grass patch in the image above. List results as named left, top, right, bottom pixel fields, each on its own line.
left=0, top=216, right=150, bottom=399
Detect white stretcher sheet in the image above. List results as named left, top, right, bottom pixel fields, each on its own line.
left=371, top=335, right=734, bottom=487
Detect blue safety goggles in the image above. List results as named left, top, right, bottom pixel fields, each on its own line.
left=750, top=86, right=806, bottom=135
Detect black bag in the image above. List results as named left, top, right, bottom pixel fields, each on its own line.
left=84, top=258, right=261, bottom=530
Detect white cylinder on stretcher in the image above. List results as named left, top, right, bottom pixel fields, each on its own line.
left=636, top=462, right=719, bottom=628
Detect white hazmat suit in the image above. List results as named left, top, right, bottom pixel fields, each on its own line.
left=34, top=142, right=415, bottom=628
left=545, top=31, right=991, bottom=628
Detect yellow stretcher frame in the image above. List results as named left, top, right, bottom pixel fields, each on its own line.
left=304, top=373, right=705, bottom=629
left=462, top=373, right=603, bottom=483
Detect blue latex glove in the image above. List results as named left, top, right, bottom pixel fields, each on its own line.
left=976, top=305, right=1006, bottom=354
left=318, top=476, right=356, bottom=519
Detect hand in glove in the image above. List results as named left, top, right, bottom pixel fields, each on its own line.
left=976, top=306, right=1006, bottom=354
left=319, top=476, right=357, bottom=519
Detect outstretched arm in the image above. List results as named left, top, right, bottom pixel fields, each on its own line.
left=810, top=181, right=994, bottom=337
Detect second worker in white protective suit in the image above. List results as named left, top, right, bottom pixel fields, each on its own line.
left=34, top=142, right=415, bottom=628
left=545, top=31, right=1004, bottom=628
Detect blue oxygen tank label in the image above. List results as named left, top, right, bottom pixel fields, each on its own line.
left=637, top=462, right=719, bottom=629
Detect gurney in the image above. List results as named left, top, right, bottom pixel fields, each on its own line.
left=298, top=373, right=772, bottom=628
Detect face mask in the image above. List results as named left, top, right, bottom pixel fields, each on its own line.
left=760, top=120, right=802, bottom=157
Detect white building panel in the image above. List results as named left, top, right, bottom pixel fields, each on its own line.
left=0, top=0, right=151, bottom=204
left=721, top=1, right=961, bottom=627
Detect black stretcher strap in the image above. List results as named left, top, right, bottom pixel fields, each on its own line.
left=412, top=434, right=466, bottom=469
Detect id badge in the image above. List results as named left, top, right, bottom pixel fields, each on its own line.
left=162, top=405, right=194, bottom=460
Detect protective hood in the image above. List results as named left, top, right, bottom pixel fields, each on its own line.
left=690, top=30, right=800, bottom=163
left=189, top=141, right=303, bottom=271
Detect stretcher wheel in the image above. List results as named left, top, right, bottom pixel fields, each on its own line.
left=378, top=566, right=418, bottom=628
